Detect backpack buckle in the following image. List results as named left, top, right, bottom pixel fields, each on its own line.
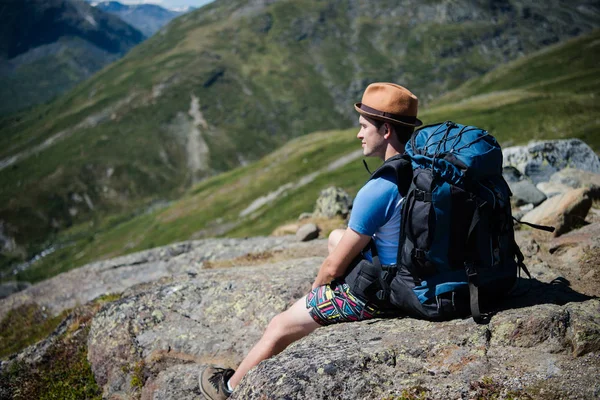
left=414, top=189, right=432, bottom=202
left=465, top=261, right=477, bottom=279
left=413, top=248, right=426, bottom=260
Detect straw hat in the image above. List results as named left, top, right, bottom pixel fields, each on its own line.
left=354, top=82, right=422, bottom=127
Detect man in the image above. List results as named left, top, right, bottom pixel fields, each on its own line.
left=199, top=82, right=422, bottom=400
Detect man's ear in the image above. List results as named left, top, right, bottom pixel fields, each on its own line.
left=383, top=122, right=392, bottom=139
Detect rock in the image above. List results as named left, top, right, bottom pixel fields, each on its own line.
left=298, top=212, right=313, bottom=220
left=0, top=281, right=31, bottom=299
left=550, top=168, right=600, bottom=190
left=546, top=223, right=600, bottom=298
left=233, top=300, right=600, bottom=400
left=504, top=165, right=547, bottom=206
left=87, top=257, right=320, bottom=399
left=141, top=364, right=204, bottom=400
left=0, top=236, right=322, bottom=320
left=296, top=223, right=320, bottom=242
left=313, top=187, right=353, bottom=218
left=536, top=181, right=573, bottom=198
left=509, top=179, right=547, bottom=207
left=549, top=223, right=600, bottom=255
left=4, top=228, right=600, bottom=400
left=503, top=139, right=600, bottom=184
left=271, top=223, right=299, bottom=236
left=502, top=166, right=523, bottom=183
left=521, top=188, right=592, bottom=236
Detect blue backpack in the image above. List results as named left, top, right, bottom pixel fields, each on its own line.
left=357, top=121, right=552, bottom=322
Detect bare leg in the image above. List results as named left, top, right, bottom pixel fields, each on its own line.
left=228, top=295, right=320, bottom=388
left=228, top=229, right=347, bottom=389
left=328, top=228, right=345, bottom=254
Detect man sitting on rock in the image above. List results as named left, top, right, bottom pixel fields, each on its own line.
left=200, top=82, right=422, bottom=399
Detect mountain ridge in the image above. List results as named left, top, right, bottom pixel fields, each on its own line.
left=0, top=0, right=145, bottom=115
left=94, top=1, right=186, bottom=37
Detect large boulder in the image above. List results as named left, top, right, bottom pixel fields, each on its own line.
left=313, top=187, right=353, bottom=218
left=521, top=188, right=593, bottom=236
left=503, top=139, right=600, bottom=184
left=536, top=181, right=573, bottom=198
left=550, top=168, right=600, bottom=191
left=3, top=230, right=599, bottom=400
left=234, top=300, right=600, bottom=399
left=87, top=257, right=321, bottom=399
left=82, top=238, right=599, bottom=400
left=503, top=166, right=547, bottom=206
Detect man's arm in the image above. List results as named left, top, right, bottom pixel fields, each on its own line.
left=312, top=228, right=372, bottom=289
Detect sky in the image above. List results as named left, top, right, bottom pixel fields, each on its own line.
left=119, top=0, right=215, bottom=11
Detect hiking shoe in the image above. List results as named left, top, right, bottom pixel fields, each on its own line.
left=199, top=365, right=235, bottom=400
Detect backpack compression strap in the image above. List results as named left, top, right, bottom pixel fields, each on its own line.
left=465, top=202, right=484, bottom=323
left=512, top=217, right=555, bottom=233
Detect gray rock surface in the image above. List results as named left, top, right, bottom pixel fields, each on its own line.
left=3, top=229, right=599, bottom=400
left=78, top=228, right=600, bottom=400
left=502, top=166, right=523, bottom=183
left=0, top=236, right=322, bottom=320
left=521, top=188, right=593, bottom=236
left=87, top=257, right=320, bottom=399
left=536, top=181, right=573, bottom=198
left=296, top=223, right=320, bottom=242
left=313, top=187, right=353, bottom=218
left=503, top=139, right=600, bottom=184
left=234, top=301, right=600, bottom=400
left=508, top=179, right=547, bottom=207
left=550, top=167, right=600, bottom=190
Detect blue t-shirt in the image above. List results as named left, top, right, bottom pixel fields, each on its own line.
left=348, top=172, right=402, bottom=265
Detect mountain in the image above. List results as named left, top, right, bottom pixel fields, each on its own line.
left=8, top=27, right=600, bottom=284
left=94, top=1, right=186, bottom=37
left=0, top=0, right=145, bottom=115
left=1, top=0, right=599, bottom=274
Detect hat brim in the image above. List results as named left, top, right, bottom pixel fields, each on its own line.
left=354, top=103, right=422, bottom=127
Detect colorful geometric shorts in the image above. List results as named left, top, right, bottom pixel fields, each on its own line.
left=306, top=280, right=381, bottom=326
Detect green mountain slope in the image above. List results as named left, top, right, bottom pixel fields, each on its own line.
left=1, top=0, right=599, bottom=268
left=8, top=28, right=599, bottom=284
left=427, top=30, right=600, bottom=147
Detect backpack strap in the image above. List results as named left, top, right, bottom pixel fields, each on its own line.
left=360, top=240, right=398, bottom=306
left=367, top=154, right=413, bottom=197
left=465, top=201, right=484, bottom=323
left=512, top=217, right=555, bottom=233
left=513, top=238, right=531, bottom=279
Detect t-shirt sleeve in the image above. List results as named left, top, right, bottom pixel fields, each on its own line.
left=348, top=176, right=399, bottom=236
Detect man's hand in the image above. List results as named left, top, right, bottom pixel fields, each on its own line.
left=312, top=228, right=372, bottom=289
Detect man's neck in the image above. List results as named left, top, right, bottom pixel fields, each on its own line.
left=383, top=145, right=403, bottom=161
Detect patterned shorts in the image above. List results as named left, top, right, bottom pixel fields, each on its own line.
left=306, top=280, right=381, bottom=326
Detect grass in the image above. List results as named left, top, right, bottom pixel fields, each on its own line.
left=0, top=294, right=120, bottom=400
left=0, top=304, right=69, bottom=359
left=0, top=294, right=121, bottom=399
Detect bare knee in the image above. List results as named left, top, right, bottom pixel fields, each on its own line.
left=328, top=229, right=345, bottom=254
left=264, top=312, right=288, bottom=341
left=263, top=309, right=307, bottom=344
